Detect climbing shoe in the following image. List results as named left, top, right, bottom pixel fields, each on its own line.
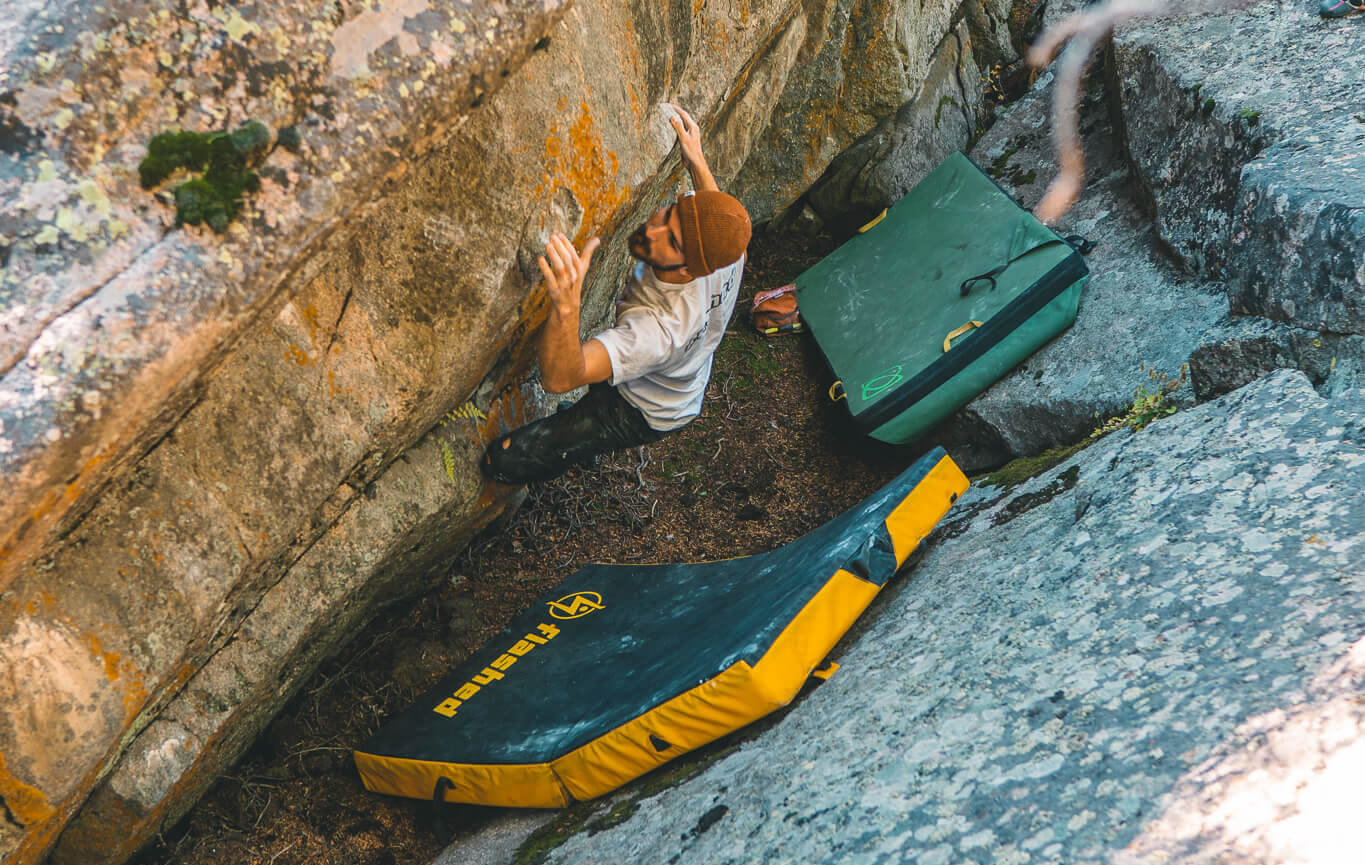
left=1320, top=0, right=1364, bottom=17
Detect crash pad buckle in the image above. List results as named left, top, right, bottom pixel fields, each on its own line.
left=943, top=321, right=984, bottom=353
left=1064, top=234, right=1096, bottom=255
left=829, top=380, right=847, bottom=402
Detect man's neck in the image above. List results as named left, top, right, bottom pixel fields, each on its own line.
left=652, top=266, right=694, bottom=285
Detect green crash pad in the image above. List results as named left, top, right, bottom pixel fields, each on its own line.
left=796, top=152, right=1090, bottom=444
left=354, top=448, right=968, bottom=808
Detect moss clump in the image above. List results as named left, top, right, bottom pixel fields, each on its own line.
left=138, top=130, right=213, bottom=187
left=982, top=440, right=1090, bottom=490
left=988, top=146, right=1020, bottom=179
left=935, top=94, right=958, bottom=129
left=1239, top=109, right=1261, bottom=126
left=982, top=364, right=1189, bottom=490
left=173, top=179, right=232, bottom=233
left=1202, top=97, right=1216, bottom=114
left=276, top=124, right=302, bottom=153
left=139, top=120, right=272, bottom=233
left=585, top=801, right=638, bottom=834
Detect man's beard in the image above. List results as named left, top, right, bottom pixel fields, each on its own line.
left=628, top=225, right=648, bottom=259
left=628, top=226, right=686, bottom=271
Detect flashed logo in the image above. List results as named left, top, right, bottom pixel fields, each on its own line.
left=547, top=590, right=605, bottom=620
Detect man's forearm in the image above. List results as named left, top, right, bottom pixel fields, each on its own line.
left=687, top=158, right=718, bottom=192
left=537, top=308, right=588, bottom=394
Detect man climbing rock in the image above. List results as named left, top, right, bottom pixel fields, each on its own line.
left=482, top=106, right=752, bottom=485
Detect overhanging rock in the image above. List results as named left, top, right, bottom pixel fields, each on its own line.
left=534, top=369, right=1365, bottom=865
left=0, top=0, right=571, bottom=600
left=1, top=0, right=995, bottom=862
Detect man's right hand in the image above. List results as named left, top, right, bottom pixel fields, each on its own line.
left=539, top=232, right=601, bottom=318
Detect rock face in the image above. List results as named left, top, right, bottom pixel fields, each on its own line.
left=537, top=369, right=1365, bottom=865
left=0, top=0, right=1001, bottom=863
left=1109, top=1, right=1364, bottom=422
left=792, top=18, right=987, bottom=236
left=1111, top=5, right=1365, bottom=330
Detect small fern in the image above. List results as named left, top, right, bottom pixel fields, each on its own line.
left=1091, top=363, right=1188, bottom=437
left=433, top=401, right=486, bottom=486
left=438, top=439, right=457, bottom=485
left=446, top=402, right=486, bottom=423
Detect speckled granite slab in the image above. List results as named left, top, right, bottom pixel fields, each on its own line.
left=535, top=369, right=1364, bottom=865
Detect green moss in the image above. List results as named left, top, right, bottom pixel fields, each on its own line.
left=276, top=124, right=302, bottom=153
left=585, top=801, right=638, bottom=834
left=174, top=178, right=233, bottom=233
left=982, top=440, right=1090, bottom=490
left=1238, top=109, right=1260, bottom=126
left=140, top=120, right=273, bottom=233
left=935, top=95, right=958, bottom=130
left=512, top=801, right=602, bottom=865
left=139, top=130, right=214, bottom=187
left=510, top=743, right=739, bottom=864
left=229, top=119, right=271, bottom=160
left=1202, top=97, right=1216, bottom=114
left=988, top=147, right=1020, bottom=179
left=982, top=364, right=1188, bottom=490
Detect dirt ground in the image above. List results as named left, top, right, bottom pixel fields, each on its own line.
left=128, top=223, right=949, bottom=865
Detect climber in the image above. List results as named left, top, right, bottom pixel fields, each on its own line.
left=481, top=105, right=752, bottom=486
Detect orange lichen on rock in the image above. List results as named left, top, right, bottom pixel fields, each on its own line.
left=538, top=102, right=631, bottom=244
left=0, top=447, right=113, bottom=588
left=86, top=634, right=122, bottom=682
left=0, top=750, right=55, bottom=827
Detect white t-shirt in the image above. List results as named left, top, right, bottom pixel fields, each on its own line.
left=592, top=255, right=745, bottom=431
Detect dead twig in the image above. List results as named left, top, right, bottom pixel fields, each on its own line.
left=252, top=791, right=272, bottom=831
left=268, top=841, right=297, bottom=865
left=634, top=446, right=650, bottom=489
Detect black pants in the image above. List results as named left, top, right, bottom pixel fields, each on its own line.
left=481, top=383, right=669, bottom=485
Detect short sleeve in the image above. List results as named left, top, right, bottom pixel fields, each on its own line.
left=593, top=309, right=676, bottom=386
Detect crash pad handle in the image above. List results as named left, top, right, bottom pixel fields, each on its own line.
left=829, top=380, right=847, bottom=401
left=812, top=661, right=841, bottom=680
left=943, top=321, right=983, bottom=352
left=432, top=777, right=457, bottom=843
left=857, top=208, right=888, bottom=233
